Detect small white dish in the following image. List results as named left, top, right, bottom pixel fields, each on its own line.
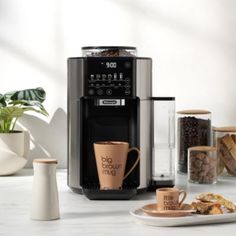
left=130, top=207, right=236, bottom=227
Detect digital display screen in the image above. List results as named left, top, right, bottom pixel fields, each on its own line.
left=101, top=62, right=117, bottom=69
left=86, top=57, right=134, bottom=97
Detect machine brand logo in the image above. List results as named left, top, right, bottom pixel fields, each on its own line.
left=98, top=99, right=125, bottom=106
left=101, top=156, right=122, bottom=176
left=102, top=100, right=117, bottom=105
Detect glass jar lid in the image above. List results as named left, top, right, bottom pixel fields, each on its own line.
left=213, top=126, right=236, bottom=132
left=177, top=109, right=211, bottom=115
left=188, top=146, right=216, bottom=152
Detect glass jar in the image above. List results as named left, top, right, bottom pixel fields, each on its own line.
left=81, top=46, right=137, bottom=57
left=177, top=110, right=211, bottom=173
left=150, top=97, right=175, bottom=189
left=188, top=146, right=217, bottom=184
left=213, top=126, right=236, bottom=177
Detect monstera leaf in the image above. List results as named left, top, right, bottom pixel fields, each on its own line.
left=9, top=100, right=48, bottom=116
left=4, top=87, right=46, bottom=103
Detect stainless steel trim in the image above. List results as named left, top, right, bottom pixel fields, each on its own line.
left=138, top=100, right=152, bottom=189
left=96, top=99, right=125, bottom=106
left=136, top=58, right=152, bottom=189
left=136, top=58, right=152, bottom=100
left=68, top=58, right=84, bottom=99
left=67, top=58, right=84, bottom=190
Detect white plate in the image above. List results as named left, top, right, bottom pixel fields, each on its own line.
left=130, top=208, right=236, bottom=227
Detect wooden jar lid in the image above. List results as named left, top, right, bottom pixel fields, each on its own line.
left=213, top=126, right=236, bottom=132
left=177, top=109, right=211, bottom=115
left=188, top=146, right=216, bottom=152
left=33, top=159, right=58, bottom=164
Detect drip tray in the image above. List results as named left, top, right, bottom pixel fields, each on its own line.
left=82, top=183, right=138, bottom=200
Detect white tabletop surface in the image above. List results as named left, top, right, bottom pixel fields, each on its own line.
left=1, top=169, right=236, bottom=236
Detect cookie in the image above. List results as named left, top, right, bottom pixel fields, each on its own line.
left=191, top=201, right=223, bottom=215
left=197, top=193, right=236, bottom=212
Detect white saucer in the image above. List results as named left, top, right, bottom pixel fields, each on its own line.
left=130, top=207, right=236, bottom=227
left=142, top=203, right=195, bottom=217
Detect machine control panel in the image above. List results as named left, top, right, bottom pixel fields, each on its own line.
left=85, top=57, right=135, bottom=97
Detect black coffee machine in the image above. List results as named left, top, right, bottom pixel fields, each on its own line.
left=67, top=46, right=153, bottom=199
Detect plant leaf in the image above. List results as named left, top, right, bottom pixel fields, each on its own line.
left=9, top=100, right=48, bottom=116
left=4, top=87, right=46, bottom=103
left=0, top=94, right=6, bottom=107
left=22, top=107, right=48, bottom=116
left=0, top=106, right=24, bottom=120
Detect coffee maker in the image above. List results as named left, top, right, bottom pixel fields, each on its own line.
left=67, top=46, right=152, bottom=199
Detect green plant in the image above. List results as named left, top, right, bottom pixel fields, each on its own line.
left=0, top=87, right=48, bottom=133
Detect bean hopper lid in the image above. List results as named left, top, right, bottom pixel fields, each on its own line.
left=81, top=46, right=137, bottom=57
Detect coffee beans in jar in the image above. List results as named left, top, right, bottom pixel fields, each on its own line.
left=177, top=110, right=211, bottom=173
left=81, top=46, right=137, bottom=57
left=188, top=146, right=217, bottom=184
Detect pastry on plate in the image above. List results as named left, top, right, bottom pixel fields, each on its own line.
left=191, top=201, right=223, bottom=215
left=197, top=193, right=236, bottom=212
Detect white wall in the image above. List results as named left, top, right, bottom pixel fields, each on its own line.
left=0, top=0, right=236, bottom=168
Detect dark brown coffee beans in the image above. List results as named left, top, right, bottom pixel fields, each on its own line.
left=178, top=116, right=211, bottom=173
left=92, top=49, right=134, bottom=57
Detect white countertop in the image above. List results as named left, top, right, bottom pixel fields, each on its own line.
left=1, top=170, right=236, bottom=236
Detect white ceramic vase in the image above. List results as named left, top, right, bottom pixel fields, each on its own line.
left=0, top=131, right=30, bottom=175
left=31, top=159, right=60, bottom=221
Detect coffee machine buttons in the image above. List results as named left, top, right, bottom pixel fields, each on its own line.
left=97, top=89, right=103, bottom=95
left=86, top=58, right=134, bottom=97
left=106, top=89, right=112, bottom=95
left=124, top=61, right=131, bottom=68
left=87, top=78, right=132, bottom=96
left=88, top=89, right=95, bottom=95
left=125, top=90, right=131, bottom=95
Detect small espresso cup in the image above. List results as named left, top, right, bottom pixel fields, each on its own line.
left=93, top=141, right=140, bottom=190
left=156, top=188, right=187, bottom=211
